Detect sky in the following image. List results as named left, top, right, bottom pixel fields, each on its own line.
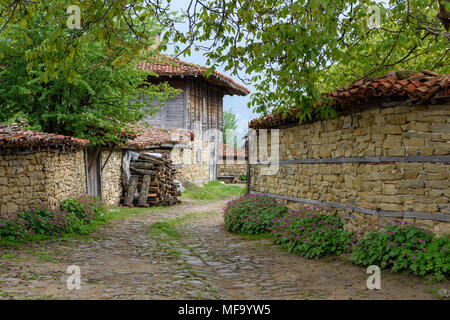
left=162, top=0, right=259, bottom=144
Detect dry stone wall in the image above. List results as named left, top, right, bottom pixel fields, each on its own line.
left=101, top=150, right=123, bottom=206
left=171, top=140, right=211, bottom=184
left=218, top=161, right=246, bottom=180
left=249, top=104, right=450, bottom=235
left=0, top=150, right=86, bottom=214
left=176, top=164, right=209, bottom=184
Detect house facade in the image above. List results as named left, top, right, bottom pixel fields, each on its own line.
left=248, top=70, right=450, bottom=235
left=137, top=56, right=250, bottom=183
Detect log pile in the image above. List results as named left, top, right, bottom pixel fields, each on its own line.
left=122, top=152, right=181, bottom=207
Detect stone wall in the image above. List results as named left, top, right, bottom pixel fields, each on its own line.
left=249, top=104, right=450, bottom=235
left=218, top=160, right=246, bottom=180
left=170, top=139, right=211, bottom=184
left=176, top=164, right=210, bottom=184
left=0, top=150, right=86, bottom=214
left=101, top=150, right=123, bottom=206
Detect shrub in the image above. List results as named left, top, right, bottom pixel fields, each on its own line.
left=223, top=194, right=289, bottom=234
left=409, top=235, right=450, bottom=280
left=0, top=214, right=30, bottom=240
left=0, top=196, right=104, bottom=240
left=271, top=206, right=354, bottom=258
left=17, top=206, right=74, bottom=235
left=350, top=221, right=449, bottom=280
left=239, top=174, right=247, bottom=182
left=60, top=195, right=103, bottom=223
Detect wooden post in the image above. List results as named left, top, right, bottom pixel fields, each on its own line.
left=124, top=175, right=139, bottom=206
left=137, top=175, right=151, bottom=207
left=245, top=139, right=250, bottom=195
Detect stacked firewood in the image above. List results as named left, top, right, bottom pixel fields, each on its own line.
left=122, top=153, right=181, bottom=207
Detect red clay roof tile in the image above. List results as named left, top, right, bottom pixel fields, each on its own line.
left=124, top=125, right=193, bottom=149
left=218, top=144, right=247, bottom=159
left=249, top=70, right=449, bottom=129
left=137, top=55, right=250, bottom=96
left=0, top=124, right=89, bottom=149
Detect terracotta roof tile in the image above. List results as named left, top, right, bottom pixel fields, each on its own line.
left=124, top=125, right=193, bottom=149
left=249, top=70, right=449, bottom=129
left=136, top=55, right=250, bottom=96
left=218, top=144, right=247, bottom=159
left=0, top=124, right=89, bottom=149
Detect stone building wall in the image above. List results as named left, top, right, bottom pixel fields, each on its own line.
left=171, top=140, right=211, bottom=184
left=0, top=150, right=86, bottom=214
left=101, top=150, right=124, bottom=206
left=249, top=104, right=450, bottom=235
left=218, top=160, right=246, bottom=180
left=176, top=164, right=210, bottom=184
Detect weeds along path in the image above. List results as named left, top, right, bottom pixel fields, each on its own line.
left=0, top=197, right=448, bottom=300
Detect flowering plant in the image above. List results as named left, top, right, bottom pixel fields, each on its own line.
left=271, top=206, right=354, bottom=258
left=0, top=213, right=29, bottom=240
left=17, top=206, right=74, bottom=235
left=0, top=195, right=103, bottom=240
left=350, top=220, right=449, bottom=280
left=223, top=194, right=289, bottom=235
left=60, top=195, right=103, bottom=223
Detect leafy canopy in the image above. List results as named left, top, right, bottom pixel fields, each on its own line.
left=0, top=2, right=180, bottom=146
left=1, top=0, right=449, bottom=127
left=166, top=0, right=450, bottom=122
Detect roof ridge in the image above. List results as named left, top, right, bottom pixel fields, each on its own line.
left=137, top=54, right=250, bottom=96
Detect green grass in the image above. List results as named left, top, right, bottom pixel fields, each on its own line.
left=148, top=211, right=204, bottom=239
left=149, top=221, right=180, bottom=239
left=238, top=233, right=272, bottom=241
left=181, top=180, right=245, bottom=200
left=38, top=251, right=58, bottom=263
left=1, top=250, right=17, bottom=259
left=0, top=206, right=164, bottom=246
left=20, top=273, right=39, bottom=280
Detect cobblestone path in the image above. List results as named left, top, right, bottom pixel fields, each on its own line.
left=0, top=198, right=448, bottom=300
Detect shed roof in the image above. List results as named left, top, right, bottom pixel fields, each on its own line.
left=124, top=125, right=193, bottom=149
left=137, top=55, right=250, bottom=96
left=249, top=70, right=450, bottom=129
left=0, top=124, right=89, bottom=150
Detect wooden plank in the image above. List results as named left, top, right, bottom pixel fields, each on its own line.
left=138, top=154, right=164, bottom=164
left=130, top=162, right=157, bottom=170
left=249, top=191, right=450, bottom=223
left=130, top=167, right=158, bottom=175
left=124, top=175, right=139, bottom=206
left=253, top=155, right=450, bottom=165
left=137, top=175, right=151, bottom=207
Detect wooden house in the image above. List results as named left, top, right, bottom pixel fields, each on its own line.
left=136, top=56, right=250, bottom=183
